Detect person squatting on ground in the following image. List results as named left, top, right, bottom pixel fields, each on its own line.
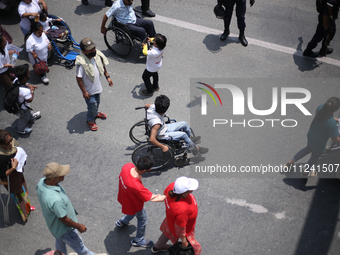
left=14, top=64, right=41, bottom=135
left=152, top=176, right=201, bottom=254
left=36, top=162, right=106, bottom=255
left=0, top=130, right=35, bottom=222
left=217, top=0, right=255, bottom=47
left=26, top=22, right=51, bottom=85
left=303, top=0, right=340, bottom=57
left=115, top=156, right=166, bottom=248
left=145, top=95, right=206, bottom=155
left=284, top=97, right=340, bottom=177
left=75, top=38, right=113, bottom=131
left=101, top=0, right=156, bottom=42
left=18, top=0, right=48, bottom=36
left=0, top=35, right=18, bottom=91
left=141, top=34, right=167, bottom=96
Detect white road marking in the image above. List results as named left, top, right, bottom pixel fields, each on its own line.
left=153, top=14, right=340, bottom=67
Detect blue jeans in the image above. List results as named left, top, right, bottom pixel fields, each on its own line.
left=55, top=228, right=94, bottom=255
left=85, top=94, right=100, bottom=122
left=119, top=209, right=147, bottom=243
left=292, top=144, right=322, bottom=168
left=20, top=26, right=30, bottom=36
left=164, top=121, right=195, bottom=148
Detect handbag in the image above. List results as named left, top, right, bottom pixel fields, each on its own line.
left=168, top=242, right=194, bottom=255
left=33, top=57, right=49, bottom=76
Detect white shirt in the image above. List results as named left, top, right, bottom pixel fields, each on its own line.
left=39, top=17, right=53, bottom=32
left=147, top=104, right=168, bottom=135
left=0, top=42, right=10, bottom=74
left=18, top=0, right=41, bottom=31
left=18, top=86, right=32, bottom=110
left=76, top=59, right=103, bottom=95
left=146, top=47, right=164, bottom=73
left=26, top=32, right=50, bottom=65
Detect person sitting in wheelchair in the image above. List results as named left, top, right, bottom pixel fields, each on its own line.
left=38, top=12, right=69, bottom=42
left=100, top=0, right=156, bottom=42
left=146, top=95, right=208, bottom=155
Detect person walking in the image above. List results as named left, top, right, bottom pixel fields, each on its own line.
left=75, top=38, right=113, bottom=131
left=36, top=162, right=106, bottom=255
left=115, top=156, right=165, bottom=248
left=217, top=0, right=255, bottom=47
left=284, top=97, right=340, bottom=177
left=152, top=176, right=201, bottom=254
left=141, top=33, right=166, bottom=96
left=303, top=0, right=340, bottom=57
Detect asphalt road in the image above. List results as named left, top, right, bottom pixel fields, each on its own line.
left=1, top=0, right=340, bottom=254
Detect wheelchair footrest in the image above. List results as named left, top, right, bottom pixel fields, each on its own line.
left=64, top=51, right=79, bottom=60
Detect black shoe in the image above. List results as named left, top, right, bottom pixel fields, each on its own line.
left=238, top=34, right=248, bottom=47
left=142, top=9, right=156, bottom=17
left=105, top=0, right=113, bottom=6
left=141, top=89, right=153, bottom=96
left=303, top=49, right=318, bottom=58
left=220, top=30, right=229, bottom=41
left=319, top=47, right=333, bottom=57
left=82, top=0, right=89, bottom=5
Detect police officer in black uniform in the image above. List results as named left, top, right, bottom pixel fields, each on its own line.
left=218, top=0, right=255, bottom=47
left=141, top=0, right=155, bottom=17
left=303, top=0, right=340, bottom=57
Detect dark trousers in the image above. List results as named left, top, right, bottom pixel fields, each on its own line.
left=306, top=12, right=336, bottom=50
left=142, top=69, right=158, bottom=93
left=127, top=18, right=156, bottom=41
left=222, top=0, right=246, bottom=31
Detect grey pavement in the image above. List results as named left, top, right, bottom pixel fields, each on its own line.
left=1, top=0, right=340, bottom=254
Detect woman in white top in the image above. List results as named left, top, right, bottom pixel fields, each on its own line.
left=26, top=22, right=51, bottom=84
left=18, top=0, right=48, bottom=36
left=0, top=35, right=18, bottom=91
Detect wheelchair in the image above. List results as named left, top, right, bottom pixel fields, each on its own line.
left=104, top=14, right=146, bottom=60
left=130, top=107, right=197, bottom=171
left=24, top=14, right=81, bottom=68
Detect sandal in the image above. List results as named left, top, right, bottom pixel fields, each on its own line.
left=96, top=112, right=107, bottom=119
left=87, top=121, right=98, bottom=131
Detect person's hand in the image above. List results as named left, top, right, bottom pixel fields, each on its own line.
left=31, top=52, right=38, bottom=59
left=334, top=117, right=339, bottom=123
left=83, top=91, right=90, bottom=99
left=250, top=0, right=255, bottom=6
left=48, top=45, right=52, bottom=51
left=32, top=12, right=40, bottom=18
left=107, top=77, right=113, bottom=87
left=181, top=238, right=189, bottom=247
left=77, top=223, right=87, bottom=233
left=162, top=145, right=169, bottom=152
left=142, top=43, right=146, bottom=47
left=11, top=158, right=18, bottom=169
left=27, top=84, right=37, bottom=91
left=101, top=26, right=108, bottom=34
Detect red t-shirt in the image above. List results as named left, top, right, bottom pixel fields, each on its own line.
left=117, top=163, right=153, bottom=215
left=164, top=182, right=198, bottom=237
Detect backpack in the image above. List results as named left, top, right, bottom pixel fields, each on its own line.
left=316, top=0, right=327, bottom=13
left=3, top=80, right=27, bottom=114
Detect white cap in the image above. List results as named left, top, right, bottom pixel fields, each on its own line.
left=173, top=176, right=199, bottom=194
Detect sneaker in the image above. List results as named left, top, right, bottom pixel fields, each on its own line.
left=191, top=136, right=201, bottom=144
left=131, top=239, right=154, bottom=247
left=309, top=170, right=318, bottom=178
left=141, top=89, right=153, bottom=96
left=30, top=111, right=41, bottom=121
left=303, top=49, right=318, bottom=58
left=17, top=127, right=32, bottom=135
left=151, top=244, right=171, bottom=253
left=115, top=220, right=126, bottom=228
left=41, top=76, right=49, bottom=84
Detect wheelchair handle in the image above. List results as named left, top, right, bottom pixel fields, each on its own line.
left=135, top=107, right=146, bottom=110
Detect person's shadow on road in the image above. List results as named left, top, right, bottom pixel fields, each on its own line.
left=203, top=34, right=239, bottom=53
left=67, top=112, right=89, bottom=134
left=293, top=37, right=321, bottom=72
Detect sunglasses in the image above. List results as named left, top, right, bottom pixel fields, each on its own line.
left=5, top=137, right=13, bottom=146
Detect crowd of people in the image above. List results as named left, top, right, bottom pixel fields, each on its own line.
left=1, top=0, right=340, bottom=254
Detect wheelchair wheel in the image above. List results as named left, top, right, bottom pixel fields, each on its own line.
left=132, top=143, right=174, bottom=171
left=104, top=27, right=133, bottom=57
left=129, top=120, right=149, bottom=144
left=174, top=156, right=189, bottom=167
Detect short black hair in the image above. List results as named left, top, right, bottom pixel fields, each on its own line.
left=155, top=95, right=170, bottom=114
left=39, top=12, right=47, bottom=21
left=31, top=22, right=43, bottom=33
left=154, top=33, right=167, bottom=50
left=136, top=156, right=154, bottom=170
left=14, top=64, right=29, bottom=80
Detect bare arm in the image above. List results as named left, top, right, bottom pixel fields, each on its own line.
left=103, top=65, right=113, bottom=86
left=145, top=103, right=152, bottom=109
left=59, top=216, right=87, bottom=233
left=101, top=14, right=109, bottom=34
left=331, top=136, right=340, bottom=143
left=149, top=125, right=169, bottom=152
left=150, top=194, right=166, bottom=202
left=5, top=158, right=18, bottom=176
left=38, top=0, right=48, bottom=11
